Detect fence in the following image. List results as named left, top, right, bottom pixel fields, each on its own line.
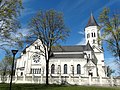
left=0, top=75, right=120, bottom=86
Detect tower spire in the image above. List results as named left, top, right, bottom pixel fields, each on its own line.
left=91, top=11, right=93, bottom=17
left=86, top=13, right=99, bottom=27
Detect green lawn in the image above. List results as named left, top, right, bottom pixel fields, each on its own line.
left=0, top=84, right=120, bottom=90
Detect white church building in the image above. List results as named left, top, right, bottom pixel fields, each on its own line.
left=15, top=14, right=108, bottom=85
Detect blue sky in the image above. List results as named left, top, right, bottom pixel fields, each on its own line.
left=1, top=0, right=120, bottom=75
left=20, top=0, right=119, bottom=45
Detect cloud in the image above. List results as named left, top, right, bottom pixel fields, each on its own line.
left=78, top=31, right=84, bottom=35
left=76, top=38, right=86, bottom=45
left=76, top=30, right=85, bottom=45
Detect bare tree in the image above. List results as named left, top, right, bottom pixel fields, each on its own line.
left=0, top=0, right=23, bottom=52
left=0, top=54, right=13, bottom=82
left=99, top=7, right=120, bottom=74
left=26, top=10, right=69, bottom=85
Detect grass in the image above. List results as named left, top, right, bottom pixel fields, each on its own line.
left=0, top=84, right=120, bottom=90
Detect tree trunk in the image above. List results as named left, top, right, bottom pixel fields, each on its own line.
left=118, top=49, right=120, bottom=61
left=46, top=60, right=49, bottom=85
left=46, top=49, right=51, bottom=85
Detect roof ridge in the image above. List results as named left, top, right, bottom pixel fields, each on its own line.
left=54, top=45, right=86, bottom=47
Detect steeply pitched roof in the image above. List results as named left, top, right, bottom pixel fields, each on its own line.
left=22, top=38, right=40, bottom=54
left=22, top=40, right=93, bottom=54
left=86, top=13, right=99, bottom=27
left=51, top=43, right=94, bottom=59
left=51, top=54, right=84, bottom=58
left=52, top=45, right=85, bottom=52
left=86, top=41, right=93, bottom=51
left=51, top=44, right=93, bottom=52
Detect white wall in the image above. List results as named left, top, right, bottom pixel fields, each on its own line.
left=85, top=26, right=100, bottom=47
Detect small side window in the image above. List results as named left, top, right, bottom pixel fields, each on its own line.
left=87, top=33, right=90, bottom=38
left=35, top=46, right=37, bottom=49
left=21, top=72, right=23, bottom=76
left=93, top=39, right=95, bottom=43
left=88, top=54, right=90, bottom=58
left=35, top=46, right=40, bottom=50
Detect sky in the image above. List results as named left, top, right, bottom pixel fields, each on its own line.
left=1, top=0, right=120, bottom=75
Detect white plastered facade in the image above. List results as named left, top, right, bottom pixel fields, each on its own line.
left=15, top=14, right=107, bottom=84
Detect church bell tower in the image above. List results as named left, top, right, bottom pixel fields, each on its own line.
left=85, top=13, right=106, bottom=77
left=85, top=13, right=101, bottom=48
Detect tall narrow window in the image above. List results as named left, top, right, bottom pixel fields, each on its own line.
left=94, top=33, right=96, bottom=37
left=39, top=68, right=41, bottom=74
left=92, top=33, right=93, bottom=37
left=35, top=69, right=36, bottom=74
left=32, top=69, right=34, bottom=74
left=51, top=64, right=55, bottom=74
left=71, top=65, right=74, bottom=75
left=77, top=64, right=81, bottom=74
left=30, top=69, right=32, bottom=74
left=37, top=69, right=39, bottom=74
left=57, top=65, right=61, bottom=74
left=64, top=64, right=67, bottom=74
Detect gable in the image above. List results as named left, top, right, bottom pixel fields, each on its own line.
left=84, top=60, right=96, bottom=67
left=22, top=39, right=43, bottom=53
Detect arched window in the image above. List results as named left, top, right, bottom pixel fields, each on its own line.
left=37, top=69, right=39, bottom=74
left=39, top=68, right=41, bottom=74
left=32, top=69, right=34, bottom=74
left=21, top=72, right=23, bottom=76
left=57, top=65, right=61, bottom=74
left=71, top=65, right=74, bottom=75
left=92, top=33, right=93, bottom=37
left=64, top=64, right=67, bottom=74
left=34, top=69, right=36, bottom=74
left=35, top=46, right=37, bottom=49
left=77, top=64, right=81, bottom=74
left=94, top=33, right=96, bottom=37
left=51, top=64, right=55, bottom=74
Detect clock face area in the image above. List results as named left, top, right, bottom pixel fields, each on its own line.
left=32, top=54, right=40, bottom=64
